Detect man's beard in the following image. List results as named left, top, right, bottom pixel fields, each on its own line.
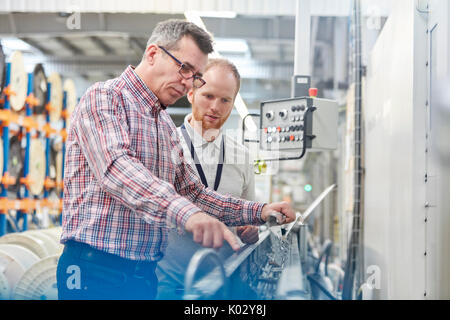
left=191, top=103, right=222, bottom=141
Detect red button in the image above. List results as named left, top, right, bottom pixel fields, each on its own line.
left=290, top=135, right=295, bottom=141
left=277, top=126, right=281, bottom=132
left=309, top=88, right=318, bottom=97
left=264, top=127, right=268, bottom=133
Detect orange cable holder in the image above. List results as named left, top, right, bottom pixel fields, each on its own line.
left=60, top=128, right=68, bottom=142
left=45, top=102, right=55, bottom=112
left=19, top=198, right=36, bottom=213
left=25, top=93, right=39, bottom=108
left=3, top=85, right=16, bottom=98
left=44, top=177, right=56, bottom=190
left=19, top=175, right=35, bottom=189
left=42, top=123, right=57, bottom=137
left=1, top=172, right=16, bottom=188
left=0, top=198, right=11, bottom=214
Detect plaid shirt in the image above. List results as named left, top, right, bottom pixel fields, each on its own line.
left=61, top=66, right=265, bottom=261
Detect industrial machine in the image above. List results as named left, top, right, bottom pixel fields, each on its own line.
left=184, top=89, right=340, bottom=299
left=182, top=185, right=341, bottom=300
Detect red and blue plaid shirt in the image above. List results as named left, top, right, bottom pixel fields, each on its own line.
left=61, top=66, right=265, bottom=261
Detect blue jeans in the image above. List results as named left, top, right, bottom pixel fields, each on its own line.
left=57, top=241, right=158, bottom=300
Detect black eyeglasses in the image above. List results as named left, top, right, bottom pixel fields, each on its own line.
left=159, top=46, right=206, bottom=89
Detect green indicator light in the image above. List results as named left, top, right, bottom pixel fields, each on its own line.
left=304, top=184, right=312, bottom=192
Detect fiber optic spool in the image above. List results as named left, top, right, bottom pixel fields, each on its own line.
left=12, top=254, right=59, bottom=300
left=23, top=230, right=61, bottom=256
left=33, top=64, right=48, bottom=115
left=8, top=135, right=24, bottom=193
left=0, top=45, right=5, bottom=97
left=9, top=51, right=28, bottom=112
left=0, top=138, right=3, bottom=178
left=63, top=78, right=76, bottom=129
left=39, top=227, right=62, bottom=247
left=29, top=138, right=45, bottom=196
left=0, top=244, right=40, bottom=299
left=0, top=273, right=9, bottom=300
left=49, top=138, right=63, bottom=193
left=0, top=232, right=50, bottom=258
left=47, top=72, right=62, bottom=123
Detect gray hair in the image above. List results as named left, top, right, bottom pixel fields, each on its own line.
left=146, top=19, right=214, bottom=54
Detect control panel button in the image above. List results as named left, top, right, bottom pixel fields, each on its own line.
left=265, top=111, right=274, bottom=121
left=279, top=109, right=288, bottom=119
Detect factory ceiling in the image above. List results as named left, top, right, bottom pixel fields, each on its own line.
left=0, top=0, right=390, bottom=107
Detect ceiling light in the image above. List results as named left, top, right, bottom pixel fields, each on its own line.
left=1, top=38, right=33, bottom=52
left=185, top=10, right=237, bottom=19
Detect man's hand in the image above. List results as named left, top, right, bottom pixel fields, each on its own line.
left=185, top=212, right=241, bottom=251
left=261, top=201, right=296, bottom=224
left=236, top=226, right=259, bottom=244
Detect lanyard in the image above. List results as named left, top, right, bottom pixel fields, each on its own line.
left=180, top=124, right=225, bottom=191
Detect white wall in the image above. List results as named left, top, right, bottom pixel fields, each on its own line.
left=363, top=0, right=427, bottom=299
left=425, top=0, right=450, bottom=299
left=363, top=0, right=450, bottom=299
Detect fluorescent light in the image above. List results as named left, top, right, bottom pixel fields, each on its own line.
left=1, top=38, right=33, bottom=52
left=185, top=10, right=237, bottom=19
left=214, top=38, right=249, bottom=54
left=198, top=11, right=237, bottom=19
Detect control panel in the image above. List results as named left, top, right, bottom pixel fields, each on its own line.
left=260, top=97, right=338, bottom=152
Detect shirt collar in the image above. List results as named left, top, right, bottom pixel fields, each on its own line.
left=121, top=65, right=166, bottom=111
left=183, top=113, right=223, bottom=149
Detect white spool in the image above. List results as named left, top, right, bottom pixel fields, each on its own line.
left=12, top=254, right=60, bottom=300
left=23, top=230, right=61, bottom=256
left=9, top=51, right=28, bottom=112
left=0, top=244, right=40, bottom=299
left=29, top=138, right=46, bottom=196
left=0, top=233, right=50, bottom=258
left=47, top=72, right=63, bottom=124
left=39, top=227, right=63, bottom=249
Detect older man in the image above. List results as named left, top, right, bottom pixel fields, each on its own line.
left=57, top=19, right=295, bottom=300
